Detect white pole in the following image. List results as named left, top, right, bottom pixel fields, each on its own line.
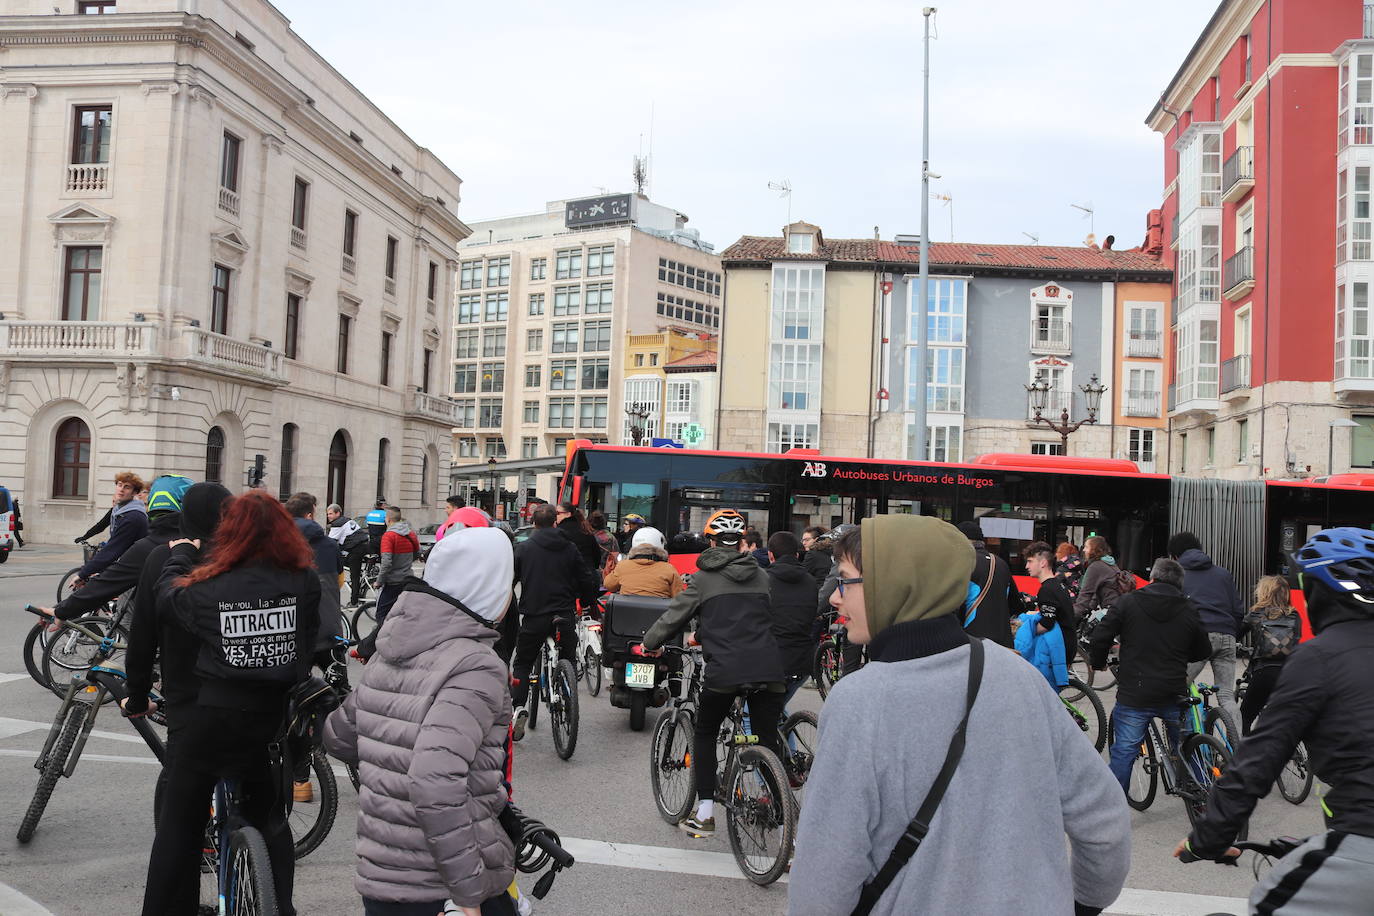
left=914, top=7, right=936, bottom=461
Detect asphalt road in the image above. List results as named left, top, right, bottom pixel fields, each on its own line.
left=0, top=545, right=1326, bottom=915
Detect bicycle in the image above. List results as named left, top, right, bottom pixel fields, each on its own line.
left=814, top=611, right=866, bottom=700
left=349, top=599, right=378, bottom=644
left=1235, top=668, right=1313, bottom=805
left=37, top=593, right=136, bottom=698
left=1190, top=681, right=1241, bottom=754
left=1067, top=609, right=1117, bottom=696
left=520, top=617, right=579, bottom=760
left=1059, top=674, right=1107, bottom=752
left=361, top=553, right=382, bottom=593
left=646, top=644, right=797, bottom=885
left=575, top=610, right=605, bottom=698
left=56, top=538, right=101, bottom=602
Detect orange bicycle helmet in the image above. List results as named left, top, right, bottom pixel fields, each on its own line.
left=702, top=509, right=748, bottom=542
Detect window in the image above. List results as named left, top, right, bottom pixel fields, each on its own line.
left=1354, top=416, right=1374, bottom=467
left=205, top=426, right=225, bottom=484
left=481, top=327, right=506, bottom=357
left=555, top=248, right=582, bottom=280
left=453, top=363, right=477, bottom=394
left=1340, top=50, right=1374, bottom=148
left=918, top=279, right=967, bottom=343
left=658, top=258, right=722, bottom=296
left=524, top=365, right=541, bottom=388
left=526, top=328, right=543, bottom=353
left=583, top=319, right=611, bottom=352
left=376, top=439, right=389, bottom=501
left=52, top=417, right=91, bottom=499
left=427, top=261, right=439, bottom=303
left=1030, top=442, right=1066, bottom=456
left=550, top=358, right=577, bottom=390
left=521, top=436, right=539, bottom=459
left=584, top=281, right=613, bottom=314
left=1206, top=426, right=1217, bottom=466
left=79, top=1, right=116, bottom=11
left=770, top=343, right=820, bottom=410
left=458, top=436, right=478, bottom=458
left=1126, top=304, right=1162, bottom=356
left=457, top=294, right=480, bottom=324
left=422, top=347, right=433, bottom=393
left=1128, top=428, right=1156, bottom=470
left=62, top=246, right=102, bottom=320
left=284, top=293, right=301, bottom=359
left=385, top=236, right=399, bottom=287
left=278, top=423, right=297, bottom=500
left=581, top=357, right=610, bottom=390
left=484, top=438, right=507, bottom=459
left=327, top=431, right=348, bottom=507
left=650, top=353, right=658, bottom=366
left=552, top=322, right=578, bottom=353
left=480, top=362, right=505, bottom=393
left=634, top=353, right=644, bottom=367
left=460, top=259, right=481, bottom=290
left=553, top=285, right=581, bottom=316
left=421, top=452, right=431, bottom=506
left=1237, top=419, right=1249, bottom=463
left=380, top=331, right=393, bottom=386
left=530, top=257, right=547, bottom=281
left=455, top=401, right=475, bottom=429
left=666, top=380, right=694, bottom=414
left=71, top=105, right=112, bottom=164
left=343, top=210, right=358, bottom=258
left=586, top=244, right=615, bottom=277
left=478, top=398, right=502, bottom=428
left=771, top=265, right=825, bottom=339
left=219, top=132, right=241, bottom=192
left=336, top=314, right=351, bottom=373
left=924, top=348, right=966, bottom=412
left=291, top=177, right=309, bottom=230
left=548, top=397, right=576, bottom=428
left=1033, top=302, right=1069, bottom=349
left=211, top=264, right=231, bottom=335
left=529, top=293, right=545, bottom=316
left=579, top=396, right=608, bottom=429
left=786, top=232, right=815, bottom=254
left=484, top=292, right=509, bottom=322
left=523, top=401, right=540, bottom=423
left=767, top=422, right=818, bottom=451
left=454, top=328, right=478, bottom=359
left=1338, top=166, right=1373, bottom=262
left=1338, top=283, right=1374, bottom=380
left=1125, top=366, right=1159, bottom=416
left=920, top=424, right=962, bottom=462
left=486, top=256, right=511, bottom=287
left=655, top=292, right=721, bottom=328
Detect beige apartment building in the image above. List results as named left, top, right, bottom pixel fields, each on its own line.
left=452, top=194, right=721, bottom=502
left=0, top=0, right=468, bottom=541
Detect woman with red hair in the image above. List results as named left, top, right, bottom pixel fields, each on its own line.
left=143, top=489, right=320, bottom=916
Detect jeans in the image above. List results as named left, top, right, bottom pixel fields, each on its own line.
left=1107, top=703, right=1180, bottom=793
left=1187, top=632, right=1240, bottom=725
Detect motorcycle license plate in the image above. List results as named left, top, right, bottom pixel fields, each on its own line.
left=625, top=662, right=656, bottom=687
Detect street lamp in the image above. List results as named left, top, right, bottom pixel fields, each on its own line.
left=1329, top=417, right=1360, bottom=476
left=1025, top=374, right=1108, bottom=454
left=625, top=401, right=652, bottom=446
left=487, top=456, right=498, bottom=517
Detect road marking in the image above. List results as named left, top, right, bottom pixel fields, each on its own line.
left=0, top=715, right=153, bottom=747
left=0, top=748, right=159, bottom=766
left=0, top=882, right=57, bottom=916
left=0, top=672, right=32, bottom=686
left=1108, top=887, right=1248, bottom=915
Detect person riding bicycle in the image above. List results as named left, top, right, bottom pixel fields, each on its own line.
left=616, top=513, right=647, bottom=554
left=641, top=508, right=789, bottom=836
left=1238, top=575, right=1301, bottom=735
left=70, top=470, right=149, bottom=588
left=603, top=526, right=684, bottom=597
left=327, top=502, right=369, bottom=604
left=1089, top=557, right=1211, bottom=793
left=510, top=503, right=595, bottom=741
left=366, top=498, right=389, bottom=554
left=1176, top=527, right=1374, bottom=911
left=1022, top=540, right=1077, bottom=665
left=765, top=530, right=820, bottom=710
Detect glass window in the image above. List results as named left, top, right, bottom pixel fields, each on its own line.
left=454, top=328, right=478, bottom=359
left=478, top=398, right=502, bottom=428
left=583, top=319, right=611, bottom=352
left=380, top=331, right=393, bottom=387
left=523, top=401, right=540, bottom=423
left=655, top=292, right=719, bottom=328
left=480, top=362, right=505, bottom=393
left=1129, top=428, right=1156, bottom=469
left=71, top=105, right=112, bottom=164
left=584, top=281, right=613, bottom=314
left=458, top=436, right=478, bottom=457
left=291, top=177, right=309, bottom=230
left=484, top=292, right=509, bottom=322
left=770, top=265, right=825, bottom=339
left=579, top=396, right=608, bottom=429
left=526, top=328, right=543, bottom=353
left=482, top=327, right=506, bottom=357
left=1353, top=416, right=1374, bottom=467
left=550, top=358, right=577, bottom=390
left=916, top=278, right=967, bottom=343
left=548, top=396, right=576, bottom=428
left=529, top=257, right=547, bottom=281
left=284, top=293, right=300, bottom=360
left=524, top=365, right=541, bottom=388
left=552, top=322, right=579, bottom=353
left=205, top=426, right=225, bottom=484
left=767, top=422, right=818, bottom=451
left=62, top=246, right=103, bottom=321
left=376, top=438, right=389, bottom=501
left=658, top=258, right=722, bottom=296
left=666, top=381, right=694, bottom=414
left=586, top=244, right=615, bottom=277
left=484, top=438, right=507, bottom=459
left=457, top=294, right=480, bottom=324
left=521, top=436, right=539, bottom=459
left=581, top=357, right=610, bottom=390
left=385, top=236, right=399, bottom=281
left=528, top=293, right=545, bottom=316
left=1236, top=419, right=1249, bottom=463
left=455, top=402, right=475, bottom=429
left=486, top=256, right=511, bottom=287
left=555, top=248, right=582, bottom=280
left=220, top=132, right=241, bottom=192
left=453, top=363, right=477, bottom=394
left=769, top=343, right=820, bottom=411
left=422, top=348, right=433, bottom=394
left=553, top=285, right=581, bottom=316
left=336, top=314, right=351, bottom=374
left=278, top=423, right=297, bottom=500
left=52, top=417, right=91, bottom=499
left=460, top=260, right=482, bottom=290
left=427, top=261, right=439, bottom=302
left=343, top=210, right=358, bottom=258
left=786, top=233, right=815, bottom=254
left=1030, top=442, right=1066, bottom=456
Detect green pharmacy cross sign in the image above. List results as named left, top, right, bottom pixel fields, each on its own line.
left=682, top=423, right=705, bottom=445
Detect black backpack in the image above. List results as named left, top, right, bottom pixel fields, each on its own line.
left=1252, top=612, right=1301, bottom=663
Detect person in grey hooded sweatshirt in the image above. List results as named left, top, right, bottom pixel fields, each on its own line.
left=325, top=526, right=518, bottom=916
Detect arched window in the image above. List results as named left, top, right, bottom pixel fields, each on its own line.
left=376, top=438, right=389, bottom=503
left=328, top=431, right=348, bottom=509
left=205, top=426, right=225, bottom=484
left=53, top=417, right=91, bottom=499
left=278, top=423, right=297, bottom=500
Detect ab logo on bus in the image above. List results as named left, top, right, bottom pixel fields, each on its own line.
left=801, top=462, right=828, bottom=478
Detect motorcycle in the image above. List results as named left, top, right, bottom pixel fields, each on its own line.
left=600, top=593, right=676, bottom=731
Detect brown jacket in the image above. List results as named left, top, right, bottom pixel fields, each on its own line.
left=604, top=546, right=685, bottom=598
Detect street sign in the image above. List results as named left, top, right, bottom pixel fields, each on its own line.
left=683, top=423, right=705, bottom=445
left=651, top=438, right=684, bottom=449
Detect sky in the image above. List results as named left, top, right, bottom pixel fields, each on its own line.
left=275, top=0, right=1219, bottom=252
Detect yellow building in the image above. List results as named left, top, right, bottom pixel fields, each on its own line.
left=622, top=329, right=719, bottom=448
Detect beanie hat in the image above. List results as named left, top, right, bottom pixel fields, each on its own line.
left=146, top=475, right=194, bottom=515
left=956, top=520, right=984, bottom=542
left=180, top=482, right=232, bottom=540
left=863, top=515, right=975, bottom=636
left=423, top=527, right=513, bottom=621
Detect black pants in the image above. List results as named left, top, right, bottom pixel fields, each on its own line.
left=693, top=686, right=786, bottom=802
left=510, top=613, right=576, bottom=708
left=345, top=545, right=367, bottom=601
left=363, top=893, right=518, bottom=916
left=377, top=581, right=404, bottom=623
left=142, top=705, right=295, bottom=916
left=1241, top=662, right=1284, bottom=735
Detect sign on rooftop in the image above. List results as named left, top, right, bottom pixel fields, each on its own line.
left=566, top=193, right=633, bottom=229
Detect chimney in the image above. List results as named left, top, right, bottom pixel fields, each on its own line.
left=1103, top=235, right=1115, bottom=250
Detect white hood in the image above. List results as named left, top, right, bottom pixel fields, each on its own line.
left=423, top=526, right=513, bottom=621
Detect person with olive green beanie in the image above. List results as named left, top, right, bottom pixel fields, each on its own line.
left=787, top=515, right=1130, bottom=916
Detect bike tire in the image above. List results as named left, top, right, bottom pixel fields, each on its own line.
left=551, top=660, right=579, bottom=761
left=780, top=710, right=819, bottom=787
left=1203, top=705, right=1241, bottom=754
left=813, top=639, right=841, bottom=700
left=1180, top=733, right=1234, bottom=830
left=527, top=671, right=541, bottom=731
left=226, top=825, right=281, bottom=916
left=1063, top=659, right=1091, bottom=701
left=583, top=647, right=603, bottom=698
left=1063, top=677, right=1107, bottom=753
left=56, top=567, right=83, bottom=603
left=22, top=622, right=52, bottom=691
left=1277, top=742, right=1314, bottom=805
left=628, top=690, right=647, bottom=732
left=350, top=601, right=378, bottom=644
left=40, top=616, right=127, bottom=702
left=17, top=702, right=89, bottom=843
left=650, top=709, right=696, bottom=824
left=1108, top=718, right=1158, bottom=811
left=726, top=746, right=796, bottom=886
left=361, top=558, right=382, bottom=593
left=289, top=750, right=339, bottom=860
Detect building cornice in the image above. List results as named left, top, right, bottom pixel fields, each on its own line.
left=1146, top=0, right=1264, bottom=131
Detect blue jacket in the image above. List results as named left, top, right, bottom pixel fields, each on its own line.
left=1176, top=549, right=1245, bottom=637
left=1015, top=612, right=1068, bottom=690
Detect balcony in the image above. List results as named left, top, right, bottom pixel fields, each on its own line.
left=1125, top=330, right=1162, bottom=358
left=217, top=187, right=240, bottom=218
left=341, top=253, right=356, bottom=277
left=66, top=164, right=110, bottom=194
left=1123, top=390, right=1160, bottom=417
left=1030, top=317, right=1072, bottom=355
left=1221, top=147, right=1255, bottom=203
left=289, top=227, right=307, bottom=252
left=182, top=327, right=287, bottom=385
left=1221, top=354, right=1251, bottom=398
left=0, top=321, right=156, bottom=359
left=1223, top=246, right=1255, bottom=299
left=1027, top=389, right=1071, bottom=422
left=409, top=391, right=461, bottom=425
left=1366, top=1, right=1374, bottom=38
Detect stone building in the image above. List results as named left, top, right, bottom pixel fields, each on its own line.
left=0, top=0, right=468, bottom=541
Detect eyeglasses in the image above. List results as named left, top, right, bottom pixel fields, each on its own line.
left=837, top=576, right=863, bottom=596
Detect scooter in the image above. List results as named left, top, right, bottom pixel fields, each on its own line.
left=600, top=593, right=675, bottom=731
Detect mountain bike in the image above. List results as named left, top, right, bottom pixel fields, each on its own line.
left=361, top=554, right=382, bottom=593
left=1235, top=668, right=1313, bottom=804
left=814, top=611, right=865, bottom=699
left=209, top=777, right=282, bottom=915
left=56, top=538, right=101, bottom=602
left=1067, top=609, right=1117, bottom=696
left=349, top=599, right=378, bottom=644
left=521, top=617, right=579, bottom=760
left=1190, top=681, right=1240, bottom=753
left=1060, top=675, right=1106, bottom=752
left=38, top=595, right=136, bottom=699
left=575, top=611, right=604, bottom=697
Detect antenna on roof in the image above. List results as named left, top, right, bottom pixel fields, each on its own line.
left=1070, top=201, right=1095, bottom=236
left=632, top=155, right=649, bottom=196
left=768, top=180, right=793, bottom=224
left=1022, top=231, right=1040, bottom=245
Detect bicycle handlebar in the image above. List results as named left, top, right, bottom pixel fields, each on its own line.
left=1178, top=837, right=1302, bottom=865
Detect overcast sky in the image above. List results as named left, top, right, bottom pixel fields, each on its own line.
left=276, top=0, right=1217, bottom=252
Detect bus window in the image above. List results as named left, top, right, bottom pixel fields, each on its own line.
left=790, top=494, right=872, bottom=533
left=609, top=482, right=656, bottom=531
left=883, top=480, right=956, bottom=522
left=1055, top=474, right=1169, bottom=576
left=668, top=485, right=778, bottom=548
left=965, top=473, right=1050, bottom=576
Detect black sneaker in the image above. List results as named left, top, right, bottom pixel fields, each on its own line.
left=512, top=709, right=528, bottom=742
left=679, top=814, right=715, bottom=836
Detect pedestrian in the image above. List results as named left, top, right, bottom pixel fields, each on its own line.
left=1056, top=541, right=1085, bottom=602
left=745, top=530, right=771, bottom=568
left=603, top=526, right=684, bottom=597
left=956, top=520, right=1019, bottom=647
left=1089, top=557, right=1211, bottom=793
left=12, top=495, right=23, bottom=547
left=1169, top=532, right=1246, bottom=725
left=1072, top=536, right=1136, bottom=624
left=73, top=470, right=149, bottom=586
left=588, top=510, right=618, bottom=576
left=324, top=525, right=519, bottom=916
left=1238, top=575, right=1301, bottom=734
left=144, top=489, right=320, bottom=916
left=788, top=516, right=1130, bottom=915
left=765, top=530, right=819, bottom=711
left=327, top=502, right=369, bottom=604
left=800, top=526, right=831, bottom=586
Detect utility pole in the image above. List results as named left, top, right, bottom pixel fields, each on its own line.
left=914, top=7, right=938, bottom=461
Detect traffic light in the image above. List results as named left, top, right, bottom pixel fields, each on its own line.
left=247, top=454, right=266, bottom=488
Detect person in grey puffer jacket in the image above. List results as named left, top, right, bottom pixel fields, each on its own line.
left=324, top=525, right=517, bottom=916
left=1169, top=531, right=1245, bottom=725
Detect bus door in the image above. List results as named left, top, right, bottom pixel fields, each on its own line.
left=667, top=483, right=783, bottom=560
left=789, top=493, right=875, bottom=533
left=959, top=472, right=1050, bottom=578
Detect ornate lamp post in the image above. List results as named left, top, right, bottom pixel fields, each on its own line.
left=486, top=456, right=498, bottom=517
left=1025, top=374, right=1108, bottom=454
left=625, top=401, right=652, bottom=446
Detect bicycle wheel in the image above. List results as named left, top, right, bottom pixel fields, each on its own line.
left=650, top=708, right=696, bottom=824
left=1108, top=718, right=1158, bottom=811
left=1063, top=659, right=1092, bottom=701
left=288, top=750, right=338, bottom=860
left=22, top=622, right=52, bottom=690
left=41, top=617, right=127, bottom=701
left=813, top=639, right=841, bottom=700
left=225, top=825, right=281, bottom=916
left=17, top=701, right=89, bottom=843
left=550, top=659, right=579, bottom=760
left=1063, top=678, right=1106, bottom=753
left=1180, top=733, right=1233, bottom=828
left=583, top=646, right=603, bottom=697
left=527, top=670, right=541, bottom=731
left=350, top=601, right=377, bottom=643
left=779, top=710, right=819, bottom=788
left=1204, top=705, right=1241, bottom=754
left=726, top=746, right=796, bottom=886
left=362, top=558, right=382, bottom=593
left=56, top=567, right=83, bottom=603
left=1277, top=742, right=1314, bottom=805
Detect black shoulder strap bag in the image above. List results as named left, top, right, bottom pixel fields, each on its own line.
left=850, top=635, right=985, bottom=916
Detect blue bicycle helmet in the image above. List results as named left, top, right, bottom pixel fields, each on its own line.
left=145, top=474, right=194, bottom=515
left=1294, top=526, right=1374, bottom=603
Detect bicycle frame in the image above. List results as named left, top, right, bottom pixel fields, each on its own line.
left=576, top=614, right=602, bottom=664
left=40, top=663, right=166, bottom=775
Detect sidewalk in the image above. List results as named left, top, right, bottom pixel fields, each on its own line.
left=0, top=543, right=83, bottom=579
